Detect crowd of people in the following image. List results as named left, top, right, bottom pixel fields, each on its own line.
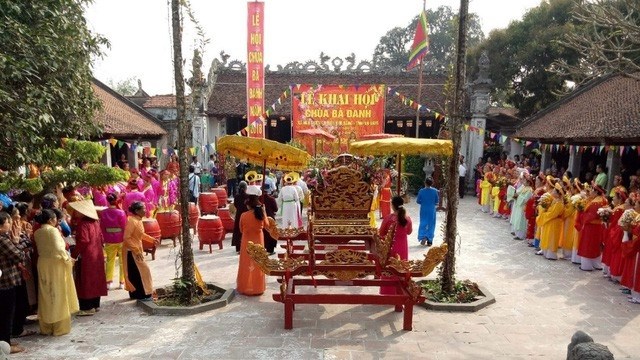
left=474, top=157, right=640, bottom=305
left=0, top=188, right=160, bottom=354
left=0, top=151, right=324, bottom=355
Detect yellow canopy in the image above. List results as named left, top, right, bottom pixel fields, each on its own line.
left=217, top=136, right=311, bottom=171
left=349, top=138, right=453, bottom=157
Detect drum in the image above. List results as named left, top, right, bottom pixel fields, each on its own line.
left=197, top=215, right=224, bottom=253
left=217, top=207, right=235, bottom=233
left=142, top=218, right=161, bottom=260
left=211, top=187, right=228, bottom=209
left=156, top=210, right=181, bottom=246
left=188, top=202, right=200, bottom=232
left=198, top=192, right=219, bottom=215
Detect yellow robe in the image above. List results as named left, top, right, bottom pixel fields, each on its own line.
left=480, top=180, right=492, bottom=206
left=122, top=216, right=156, bottom=295
left=537, top=200, right=565, bottom=253
left=560, top=201, right=576, bottom=251
left=34, top=224, right=79, bottom=335
left=491, top=186, right=501, bottom=213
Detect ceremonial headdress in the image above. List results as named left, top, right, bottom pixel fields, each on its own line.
left=245, top=170, right=259, bottom=183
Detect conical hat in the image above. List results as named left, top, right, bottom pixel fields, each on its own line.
left=245, top=170, right=259, bottom=183
left=68, top=199, right=99, bottom=220
left=286, top=172, right=300, bottom=183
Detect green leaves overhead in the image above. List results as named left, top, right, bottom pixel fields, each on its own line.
left=373, top=5, right=484, bottom=69
left=468, top=0, right=580, bottom=117
left=0, top=0, right=108, bottom=170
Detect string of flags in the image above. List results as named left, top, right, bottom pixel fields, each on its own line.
left=463, top=125, right=640, bottom=156
left=386, top=86, right=448, bottom=121
left=235, top=86, right=293, bottom=136
left=100, top=139, right=216, bottom=157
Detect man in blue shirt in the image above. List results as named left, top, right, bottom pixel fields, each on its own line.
left=416, top=177, right=439, bottom=246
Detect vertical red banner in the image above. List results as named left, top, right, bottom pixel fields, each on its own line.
left=246, top=1, right=264, bottom=138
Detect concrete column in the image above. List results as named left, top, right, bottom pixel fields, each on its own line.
left=568, top=146, right=582, bottom=179
left=101, top=142, right=112, bottom=166
left=510, top=140, right=523, bottom=160
left=606, top=150, right=621, bottom=193
left=541, top=148, right=551, bottom=173
left=466, top=117, right=486, bottom=191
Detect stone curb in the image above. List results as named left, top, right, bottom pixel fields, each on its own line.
left=137, top=283, right=235, bottom=316
left=417, top=281, right=496, bottom=312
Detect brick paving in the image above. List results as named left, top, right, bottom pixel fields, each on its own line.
left=12, top=196, right=640, bottom=359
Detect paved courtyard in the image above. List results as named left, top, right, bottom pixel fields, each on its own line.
left=12, top=196, right=640, bottom=359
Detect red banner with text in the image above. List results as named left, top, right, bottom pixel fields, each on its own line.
left=246, top=1, right=264, bottom=138
left=292, top=84, right=386, bottom=154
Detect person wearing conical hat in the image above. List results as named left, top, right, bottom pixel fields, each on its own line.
left=511, top=176, right=533, bottom=240
left=602, top=190, right=627, bottom=279
left=577, top=183, right=608, bottom=271
left=69, top=200, right=107, bottom=316
left=379, top=170, right=392, bottom=219
left=537, top=182, right=565, bottom=260
left=277, top=173, right=301, bottom=228
left=479, top=172, right=493, bottom=213
left=560, top=179, right=579, bottom=260
left=122, top=202, right=159, bottom=301
left=245, top=170, right=259, bottom=185
left=525, top=176, right=544, bottom=246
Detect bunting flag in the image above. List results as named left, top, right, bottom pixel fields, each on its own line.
left=387, top=87, right=448, bottom=121
left=407, top=10, right=430, bottom=70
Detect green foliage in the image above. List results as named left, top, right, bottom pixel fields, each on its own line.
left=373, top=6, right=484, bottom=68
left=107, top=77, right=138, bottom=96
left=50, top=139, right=105, bottom=167
left=63, top=139, right=105, bottom=165
left=0, top=177, right=44, bottom=194
left=403, top=155, right=425, bottom=194
left=38, top=164, right=126, bottom=191
left=83, top=164, right=128, bottom=186
left=420, top=279, right=481, bottom=303
left=468, top=0, right=580, bottom=117
left=0, top=0, right=108, bottom=170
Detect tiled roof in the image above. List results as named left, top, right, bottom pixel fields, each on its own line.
left=142, top=95, right=177, bottom=109
left=515, top=73, right=640, bottom=144
left=92, top=79, right=167, bottom=138
left=207, top=70, right=447, bottom=118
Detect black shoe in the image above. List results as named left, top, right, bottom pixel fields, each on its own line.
left=420, top=238, right=427, bottom=246
left=427, top=242, right=433, bottom=247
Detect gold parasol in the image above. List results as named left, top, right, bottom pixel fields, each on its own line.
left=349, top=138, right=453, bottom=192
left=217, top=136, right=311, bottom=171
left=349, top=138, right=453, bottom=157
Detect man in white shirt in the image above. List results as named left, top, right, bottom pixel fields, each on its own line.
left=263, top=169, right=277, bottom=196
left=190, top=156, right=202, bottom=176
left=188, top=165, right=201, bottom=203
left=458, top=158, right=467, bottom=198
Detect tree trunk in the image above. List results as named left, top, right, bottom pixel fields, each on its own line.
left=172, top=0, right=196, bottom=301
left=440, top=0, right=468, bottom=294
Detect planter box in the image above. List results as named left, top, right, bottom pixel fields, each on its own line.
left=417, top=280, right=495, bottom=312
left=137, top=283, right=235, bottom=316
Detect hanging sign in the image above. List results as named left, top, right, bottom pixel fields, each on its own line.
left=246, top=1, right=265, bottom=138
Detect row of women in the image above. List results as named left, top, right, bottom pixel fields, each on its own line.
left=478, top=165, right=640, bottom=304
left=0, top=191, right=159, bottom=354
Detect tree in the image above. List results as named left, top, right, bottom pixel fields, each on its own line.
left=552, top=0, right=640, bottom=85
left=440, top=0, right=468, bottom=294
left=0, top=0, right=108, bottom=171
left=171, top=0, right=196, bottom=303
left=372, top=6, right=484, bottom=68
left=468, top=0, right=581, bottom=117
left=108, top=77, right=139, bottom=96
